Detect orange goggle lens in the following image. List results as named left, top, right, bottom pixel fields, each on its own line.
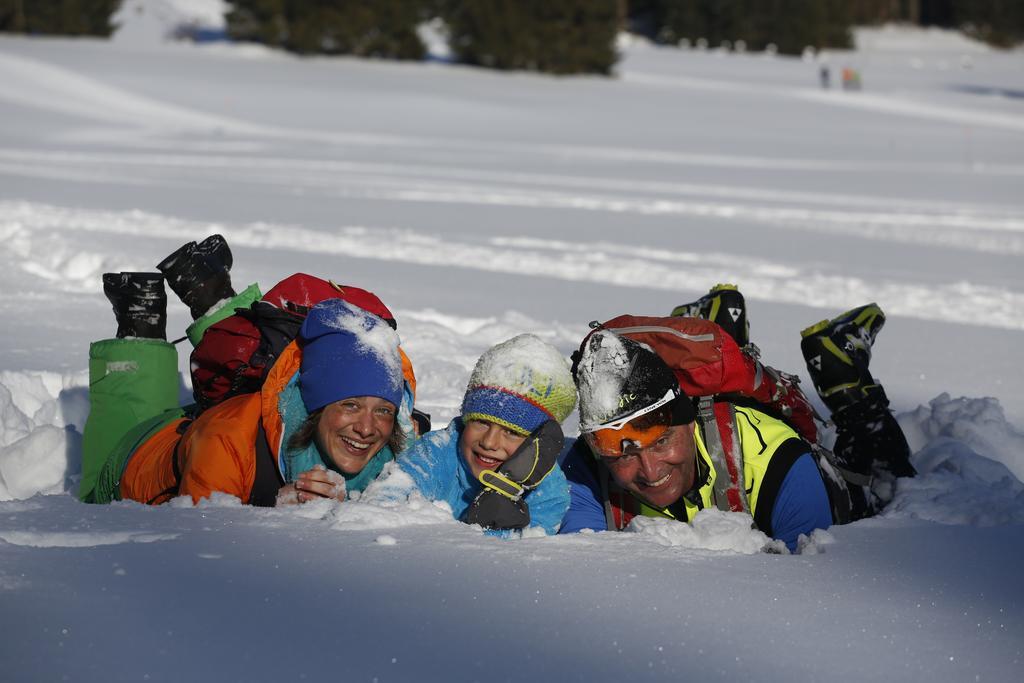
left=584, top=404, right=673, bottom=458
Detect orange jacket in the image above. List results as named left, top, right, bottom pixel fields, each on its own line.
left=120, top=342, right=417, bottom=505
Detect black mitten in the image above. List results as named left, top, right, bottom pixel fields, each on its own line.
left=463, top=420, right=564, bottom=531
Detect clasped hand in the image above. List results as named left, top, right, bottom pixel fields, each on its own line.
left=275, top=464, right=346, bottom=506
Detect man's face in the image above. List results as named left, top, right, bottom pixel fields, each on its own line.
left=597, top=422, right=698, bottom=509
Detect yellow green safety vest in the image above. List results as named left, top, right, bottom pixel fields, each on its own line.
left=608, top=405, right=811, bottom=536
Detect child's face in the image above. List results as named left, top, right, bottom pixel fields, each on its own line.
left=460, top=418, right=527, bottom=480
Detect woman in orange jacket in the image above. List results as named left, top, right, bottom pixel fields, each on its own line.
left=85, top=270, right=415, bottom=507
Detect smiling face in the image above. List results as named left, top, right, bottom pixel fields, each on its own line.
left=599, top=422, right=698, bottom=509
left=460, top=418, right=528, bottom=481
left=315, top=396, right=397, bottom=475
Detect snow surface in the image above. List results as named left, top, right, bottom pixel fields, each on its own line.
left=1, top=12, right=1023, bottom=683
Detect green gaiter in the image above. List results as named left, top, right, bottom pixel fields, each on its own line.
left=80, top=338, right=179, bottom=502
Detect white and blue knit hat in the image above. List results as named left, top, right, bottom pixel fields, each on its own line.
left=461, top=334, right=577, bottom=435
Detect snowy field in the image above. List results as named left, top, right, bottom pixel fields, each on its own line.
left=1, top=10, right=1023, bottom=682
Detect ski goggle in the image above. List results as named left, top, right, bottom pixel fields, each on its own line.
left=582, top=389, right=677, bottom=458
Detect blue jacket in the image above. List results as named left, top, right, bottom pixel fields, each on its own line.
left=366, top=418, right=571, bottom=536
left=559, top=437, right=832, bottom=552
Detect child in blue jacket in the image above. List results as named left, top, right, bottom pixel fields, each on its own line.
left=364, top=334, right=577, bottom=535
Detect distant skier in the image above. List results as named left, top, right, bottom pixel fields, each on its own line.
left=842, top=67, right=862, bottom=91
left=559, top=284, right=915, bottom=551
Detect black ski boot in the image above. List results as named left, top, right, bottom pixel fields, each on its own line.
left=102, top=272, right=168, bottom=340
left=671, top=283, right=750, bottom=347
left=156, top=234, right=236, bottom=320
left=800, top=303, right=914, bottom=519
left=800, top=303, right=885, bottom=411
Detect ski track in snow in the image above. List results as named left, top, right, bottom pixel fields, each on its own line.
left=3, top=147, right=1024, bottom=258
left=0, top=530, right=179, bottom=547
left=2, top=200, right=1022, bottom=330
left=4, top=47, right=1024, bottom=176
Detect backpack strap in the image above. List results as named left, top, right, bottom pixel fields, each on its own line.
left=750, top=437, right=807, bottom=536
left=697, top=396, right=749, bottom=513
left=249, top=419, right=285, bottom=507
left=235, top=302, right=304, bottom=375
left=145, top=418, right=193, bottom=505
left=598, top=461, right=617, bottom=531
left=809, top=444, right=854, bottom=525
left=584, top=453, right=634, bottom=531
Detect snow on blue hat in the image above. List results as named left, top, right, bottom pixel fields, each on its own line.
left=298, top=299, right=404, bottom=413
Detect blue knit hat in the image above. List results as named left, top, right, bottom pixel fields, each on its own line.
left=298, top=299, right=404, bottom=413
left=461, top=334, right=577, bottom=436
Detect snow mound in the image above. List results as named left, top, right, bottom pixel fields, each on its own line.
left=885, top=438, right=1024, bottom=526
left=330, top=491, right=457, bottom=531
left=625, top=510, right=780, bottom=554
left=900, top=393, right=1024, bottom=481
left=0, top=529, right=179, bottom=548
left=170, top=491, right=245, bottom=508
left=0, top=425, right=79, bottom=501
left=0, top=370, right=89, bottom=446
left=885, top=394, right=1024, bottom=525
left=113, top=0, right=228, bottom=46
left=853, top=25, right=993, bottom=54
left=0, top=371, right=88, bottom=501
left=0, top=215, right=116, bottom=293
left=796, top=528, right=837, bottom=555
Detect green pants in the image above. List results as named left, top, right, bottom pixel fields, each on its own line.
left=80, top=338, right=179, bottom=502
left=80, top=284, right=263, bottom=502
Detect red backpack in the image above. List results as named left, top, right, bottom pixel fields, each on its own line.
left=581, top=315, right=850, bottom=523
left=189, top=273, right=397, bottom=412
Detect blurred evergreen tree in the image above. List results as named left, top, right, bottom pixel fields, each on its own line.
left=0, top=0, right=118, bottom=36
left=949, top=0, right=1024, bottom=47
left=628, top=0, right=851, bottom=53
left=846, top=0, right=905, bottom=24
left=444, top=0, right=621, bottom=75
left=225, top=0, right=288, bottom=46
left=227, top=0, right=425, bottom=59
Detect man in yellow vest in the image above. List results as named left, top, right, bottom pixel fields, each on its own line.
left=558, top=286, right=914, bottom=551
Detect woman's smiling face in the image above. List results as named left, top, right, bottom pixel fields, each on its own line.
left=315, top=396, right=396, bottom=475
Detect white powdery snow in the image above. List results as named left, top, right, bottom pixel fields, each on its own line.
left=626, top=511, right=782, bottom=554
left=0, top=21, right=1022, bottom=683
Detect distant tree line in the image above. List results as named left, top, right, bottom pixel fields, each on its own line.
left=225, top=0, right=427, bottom=60
left=630, top=0, right=1023, bottom=52
left=628, top=0, right=854, bottom=53
left=224, top=0, right=621, bottom=74
left=848, top=0, right=1024, bottom=46
left=0, top=0, right=117, bottom=36
left=2, top=1, right=1021, bottom=73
